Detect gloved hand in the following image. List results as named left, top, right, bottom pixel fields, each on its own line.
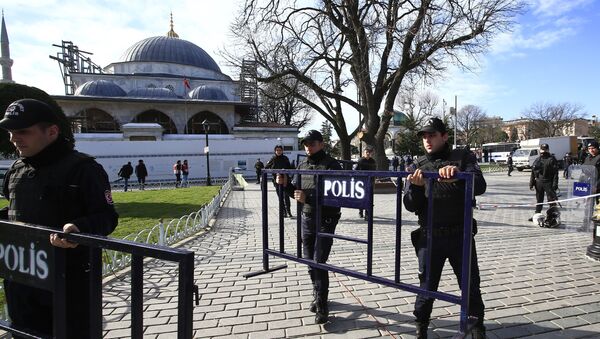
left=553, top=186, right=558, bottom=191
left=529, top=186, right=534, bottom=191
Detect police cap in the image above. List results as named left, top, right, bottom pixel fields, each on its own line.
left=0, top=99, right=58, bottom=130
left=301, top=130, right=324, bottom=145
left=417, top=117, right=447, bottom=136
left=588, top=140, right=599, bottom=149
left=540, top=143, right=550, bottom=151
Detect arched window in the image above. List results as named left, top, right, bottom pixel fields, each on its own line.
left=185, top=111, right=228, bottom=134
left=72, top=108, right=120, bottom=133
left=133, top=110, right=177, bottom=134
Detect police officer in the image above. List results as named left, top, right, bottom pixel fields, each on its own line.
left=254, top=158, right=264, bottom=184
left=0, top=99, right=118, bottom=338
left=265, top=144, right=294, bottom=218
left=356, top=145, right=376, bottom=219
left=276, top=130, right=342, bottom=324
left=507, top=154, right=514, bottom=176
left=403, top=118, right=487, bottom=339
left=583, top=141, right=600, bottom=202
left=529, top=143, right=559, bottom=220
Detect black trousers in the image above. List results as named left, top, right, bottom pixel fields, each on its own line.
left=535, top=180, right=557, bottom=213
left=301, top=213, right=340, bottom=297
left=414, top=233, right=485, bottom=324
left=507, top=165, right=513, bottom=176
left=274, top=183, right=292, bottom=213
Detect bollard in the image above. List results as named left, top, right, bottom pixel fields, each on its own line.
left=158, top=218, right=165, bottom=246
left=586, top=202, right=600, bottom=260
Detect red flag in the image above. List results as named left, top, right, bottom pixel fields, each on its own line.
left=183, top=78, right=191, bottom=90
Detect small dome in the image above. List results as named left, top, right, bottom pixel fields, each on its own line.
left=128, top=87, right=178, bottom=99
left=188, top=86, right=228, bottom=101
left=75, top=80, right=126, bottom=97
left=120, top=36, right=221, bottom=72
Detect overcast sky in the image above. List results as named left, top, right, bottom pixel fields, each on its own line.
left=2, top=0, right=599, bottom=131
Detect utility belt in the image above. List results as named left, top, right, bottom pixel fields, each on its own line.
left=421, top=226, right=462, bottom=237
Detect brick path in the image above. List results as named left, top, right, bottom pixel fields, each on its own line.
left=101, top=170, right=600, bottom=338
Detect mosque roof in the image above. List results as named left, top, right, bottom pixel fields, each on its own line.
left=74, top=80, right=127, bottom=97
left=188, top=85, right=228, bottom=100
left=119, top=36, right=221, bottom=72
left=127, top=87, right=179, bottom=99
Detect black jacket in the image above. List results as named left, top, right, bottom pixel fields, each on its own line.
left=265, top=154, right=292, bottom=182
left=529, top=152, right=559, bottom=188
left=135, top=163, right=148, bottom=178
left=403, top=145, right=486, bottom=228
left=285, top=149, right=342, bottom=216
left=118, top=163, right=133, bottom=179
left=583, top=153, right=600, bottom=187
left=356, top=157, right=377, bottom=171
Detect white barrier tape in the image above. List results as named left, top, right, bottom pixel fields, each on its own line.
left=478, top=193, right=600, bottom=209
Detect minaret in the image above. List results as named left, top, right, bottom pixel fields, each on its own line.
left=1, top=10, right=14, bottom=83
left=166, top=12, right=179, bottom=38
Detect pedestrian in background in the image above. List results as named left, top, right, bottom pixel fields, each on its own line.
left=529, top=143, right=558, bottom=221
left=356, top=145, right=376, bottom=220
left=0, top=99, right=118, bottom=338
left=392, top=155, right=399, bottom=171
left=173, top=160, right=182, bottom=188
left=506, top=154, right=514, bottom=176
left=563, top=152, right=573, bottom=179
left=266, top=145, right=294, bottom=218
left=181, top=159, right=189, bottom=187
left=403, top=118, right=487, bottom=339
left=583, top=141, right=600, bottom=203
left=276, top=130, right=342, bottom=324
left=255, top=158, right=264, bottom=184
left=118, top=161, right=133, bottom=191
left=135, top=159, right=148, bottom=190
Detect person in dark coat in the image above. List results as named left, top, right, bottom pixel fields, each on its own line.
left=0, top=99, right=118, bottom=338
left=355, top=145, right=377, bottom=219
left=135, top=159, right=148, bottom=190
left=403, top=118, right=487, bottom=339
left=266, top=145, right=294, bottom=218
left=583, top=141, right=600, bottom=202
left=254, top=158, right=264, bottom=184
left=391, top=155, right=399, bottom=171
left=118, top=161, right=134, bottom=191
left=563, top=152, right=573, bottom=179
left=276, top=130, right=341, bottom=324
left=529, top=143, right=559, bottom=220
left=506, top=154, right=514, bottom=176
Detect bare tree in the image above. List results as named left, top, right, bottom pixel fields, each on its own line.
left=457, top=105, right=487, bottom=146
left=227, top=0, right=523, bottom=168
left=522, top=102, right=586, bottom=137
left=259, top=79, right=313, bottom=129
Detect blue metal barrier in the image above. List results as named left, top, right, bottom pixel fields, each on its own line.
left=0, top=221, right=195, bottom=339
left=246, top=168, right=477, bottom=337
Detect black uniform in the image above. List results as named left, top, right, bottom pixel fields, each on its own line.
left=284, top=149, right=341, bottom=302
left=403, top=145, right=486, bottom=329
left=583, top=153, right=600, bottom=196
left=529, top=152, right=559, bottom=213
left=507, top=155, right=514, bottom=176
left=266, top=153, right=293, bottom=216
left=1, top=138, right=118, bottom=338
left=356, top=156, right=376, bottom=219
left=135, top=162, right=148, bottom=188
left=254, top=160, right=264, bottom=184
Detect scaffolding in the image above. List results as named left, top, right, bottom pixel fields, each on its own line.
left=49, top=40, right=103, bottom=95
left=238, top=59, right=258, bottom=122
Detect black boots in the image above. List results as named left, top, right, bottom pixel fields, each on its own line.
left=416, top=321, right=429, bottom=339
left=314, top=296, right=329, bottom=324
left=309, top=288, right=317, bottom=313
left=471, top=324, right=487, bottom=339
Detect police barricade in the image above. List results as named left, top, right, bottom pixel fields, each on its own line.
left=562, top=164, right=597, bottom=231
left=246, top=169, right=477, bottom=337
left=0, top=221, right=195, bottom=339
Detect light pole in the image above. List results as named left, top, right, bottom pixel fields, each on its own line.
left=202, top=119, right=212, bottom=186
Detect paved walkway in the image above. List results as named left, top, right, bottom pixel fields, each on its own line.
left=101, top=170, right=600, bottom=338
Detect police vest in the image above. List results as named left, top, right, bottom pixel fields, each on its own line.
left=416, top=148, right=469, bottom=200
left=297, top=154, right=340, bottom=216
left=6, top=151, right=94, bottom=229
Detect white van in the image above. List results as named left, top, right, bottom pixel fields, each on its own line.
left=512, top=148, right=539, bottom=171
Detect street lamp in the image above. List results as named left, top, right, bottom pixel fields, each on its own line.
left=202, top=119, right=212, bottom=186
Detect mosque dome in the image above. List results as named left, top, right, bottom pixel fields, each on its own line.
left=120, top=36, right=221, bottom=72
left=74, top=80, right=126, bottom=97
left=128, top=87, right=178, bottom=99
left=188, top=86, right=228, bottom=101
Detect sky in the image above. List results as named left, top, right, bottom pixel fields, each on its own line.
left=2, top=0, right=599, bottom=132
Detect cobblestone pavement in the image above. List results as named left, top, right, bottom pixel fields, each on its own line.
left=101, top=170, right=600, bottom=338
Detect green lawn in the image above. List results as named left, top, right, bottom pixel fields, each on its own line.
left=0, top=185, right=222, bottom=305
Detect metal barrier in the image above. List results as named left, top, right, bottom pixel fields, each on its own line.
left=0, top=222, right=195, bottom=339
left=246, top=169, right=476, bottom=337
left=111, top=177, right=229, bottom=191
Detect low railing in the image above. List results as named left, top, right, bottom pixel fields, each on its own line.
left=110, top=177, right=229, bottom=191
left=103, top=174, right=232, bottom=274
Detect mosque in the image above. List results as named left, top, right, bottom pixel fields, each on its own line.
left=1, top=13, right=300, bottom=181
